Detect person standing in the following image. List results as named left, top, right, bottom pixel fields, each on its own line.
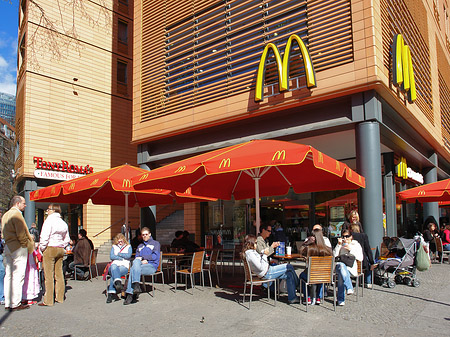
left=1, top=196, right=34, bottom=311
left=0, top=229, right=5, bottom=305
left=29, top=222, right=40, bottom=243
left=38, top=204, right=70, bottom=306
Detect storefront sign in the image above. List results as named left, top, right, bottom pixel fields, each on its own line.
left=396, top=157, right=423, bottom=184
left=255, top=34, right=316, bottom=102
left=33, top=156, right=93, bottom=181
left=392, top=34, right=416, bottom=103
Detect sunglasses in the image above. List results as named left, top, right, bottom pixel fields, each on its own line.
left=342, top=235, right=351, bottom=238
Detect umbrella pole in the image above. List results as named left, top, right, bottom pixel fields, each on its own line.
left=124, top=192, right=130, bottom=241
left=254, top=178, right=261, bottom=235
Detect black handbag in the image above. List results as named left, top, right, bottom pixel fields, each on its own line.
left=335, top=253, right=356, bottom=267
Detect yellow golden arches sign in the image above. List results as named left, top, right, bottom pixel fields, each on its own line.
left=318, top=151, right=324, bottom=164
left=255, top=34, right=316, bottom=102
left=396, top=157, right=408, bottom=180
left=139, top=173, right=149, bottom=181
left=69, top=183, right=76, bottom=190
left=175, top=166, right=186, bottom=173
left=33, top=191, right=39, bottom=197
left=51, top=187, right=56, bottom=194
left=392, top=34, right=416, bottom=103
left=90, top=179, right=99, bottom=186
left=122, top=179, right=132, bottom=188
left=335, top=161, right=340, bottom=171
left=219, top=158, right=231, bottom=169
left=418, top=190, right=426, bottom=196
left=272, top=150, right=286, bottom=161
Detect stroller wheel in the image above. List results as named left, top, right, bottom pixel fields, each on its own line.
left=387, top=280, right=396, bottom=288
left=394, top=275, right=403, bottom=284
left=403, top=277, right=412, bottom=286
left=412, top=280, right=420, bottom=287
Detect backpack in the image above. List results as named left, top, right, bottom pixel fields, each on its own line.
left=416, top=242, right=430, bottom=271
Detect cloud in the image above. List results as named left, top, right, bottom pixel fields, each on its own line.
left=0, top=57, right=16, bottom=95
left=0, top=55, right=7, bottom=68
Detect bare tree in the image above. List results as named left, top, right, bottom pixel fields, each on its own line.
left=0, top=129, right=15, bottom=212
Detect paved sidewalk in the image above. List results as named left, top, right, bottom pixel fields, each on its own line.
left=1, top=262, right=449, bottom=336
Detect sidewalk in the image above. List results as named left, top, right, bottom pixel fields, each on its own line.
left=1, top=262, right=449, bottom=336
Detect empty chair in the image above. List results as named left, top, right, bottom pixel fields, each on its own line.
left=204, top=249, right=220, bottom=288
left=175, top=251, right=205, bottom=294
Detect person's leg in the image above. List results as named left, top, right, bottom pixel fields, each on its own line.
left=109, top=264, right=127, bottom=293
left=0, top=255, right=5, bottom=303
left=11, top=247, right=28, bottom=308
left=443, top=243, right=450, bottom=250
left=264, top=264, right=298, bottom=302
left=43, top=248, right=56, bottom=306
left=140, top=263, right=156, bottom=276
left=125, top=259, right=142, bottom=294
left=54, top=248, right=66, bottom=303
left=335, top=262, right=346, bottom=304
left=299, top=270, right=307, bottom=295
left=3, top=249, right=12, bottom=308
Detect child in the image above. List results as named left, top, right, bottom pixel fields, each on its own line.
left=22, top=244, right=42, bottom=305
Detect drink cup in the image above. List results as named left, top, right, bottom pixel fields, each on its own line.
left=286, top=246, right=292, bottom=256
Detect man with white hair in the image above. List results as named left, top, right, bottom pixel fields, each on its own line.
left=1, top=196, right=34, bottom=311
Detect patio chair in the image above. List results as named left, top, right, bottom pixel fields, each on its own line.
left=141, top=253, right=165, bottom=296
left=75, top=249, right=99, bottom=281
left=175, top=250, right=205, bottom=294
left=203, top=249, right=220, bottom=287
left=350, top=260, right=364, bottom=300
left=221, top=241, right=236, bottom=276
left=241, top=256, right=277, bottom=310
left=299, top=256, right=335, bottom=312
left=434, top=237, right=450, bottom=263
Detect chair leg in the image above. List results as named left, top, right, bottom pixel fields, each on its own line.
left=355, top=277, right=359, bottom=302
left=242, top=283, right=247, bottom=306
left=305, top=284, right=309, bottom=312
left=175, top=272, right=177, bottom=292
left=274, top=280, right=277, bottom=306
left=201, top=270, right=205, bottom=288
left=249, top=283, right=253, bottom=310
left=215, top=268, right=220, bottom=287
left=190, top=273, right=194, bottom=295
left=208, top=270, right=212, bottom=288
left=333, top=283, right=336, bottom=312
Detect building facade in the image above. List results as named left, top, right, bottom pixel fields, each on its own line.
left=133, top=0, right=450, bottom=248
left=0, top=92, right=16, bottom=127
left=0, top=117, right=15, bottom=212
left=15, top=0, right=136, bottom=247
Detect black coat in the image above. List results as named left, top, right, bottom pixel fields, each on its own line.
left=351, top=232, right=374, bottom=270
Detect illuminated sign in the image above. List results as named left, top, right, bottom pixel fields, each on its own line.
left=255, top=34, right=316, bottom=102
left=33, top=156, right=93, bottom=176
left=396, top=157, right=423, bottom=184
left=392, top=34, right=416, bottom=103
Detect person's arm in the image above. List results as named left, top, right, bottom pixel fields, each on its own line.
left=39, top=221, right=51, bottom=251
left=14, top=216, right=31, bottom=248
left=118, top=245, right=132, bottom=260
left=351, top=242, right=364, bottom=261
left=333, top=244, right=341, bottom=257
left=110, top=246, right=121, bottom=261
left=363, top=234, right=374, bottom=265
left=63, top=227, right=70, bottom=248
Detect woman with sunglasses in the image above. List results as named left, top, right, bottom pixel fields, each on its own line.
left=106, top=233, right=132, bottom=303
left=333, top=229, right=363, bottom=306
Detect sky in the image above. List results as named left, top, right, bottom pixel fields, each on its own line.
left=0, top=0, right=19, bottom=96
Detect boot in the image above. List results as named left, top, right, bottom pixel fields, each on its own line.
left=132, top=282, right=141, bottom=294
left=114, top=280, right=123, bottom=293
left=106, top=293, right=113, bottom=304
left=124, top=294, right=133, bottom=305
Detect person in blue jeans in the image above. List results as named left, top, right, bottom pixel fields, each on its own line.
left=333, top=230, right=363, bottom=306
left=0, top=254, right=5, bottom=305
left=243, top=234, right=300, bottom=304
left=124, top=227, right=160, bottom=305
left=299, top=228, right=332, bottom=305
left=106, top=233, right=132, bottom=303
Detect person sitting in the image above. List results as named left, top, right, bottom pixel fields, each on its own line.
left=242, top=234, right=300, bottom=304
left=124, top=227, right=160, bottom=305
left=333, top=229, right=363, bottom=306
left=81, top=229, right=94, bottom=251
left=131, top=228, right=143, bottom=253
left=442, top=224, right=450, bottom=251
left=309, top=224, right=332, bottom=248
left=69, top=229, right=92, bottom=280
left=181, top=231, right=200, bottom=253
left=349, top=224, right=374, bottom=288
left=422, top=218, right=439, bottom=256
left=272, top=221, right=287, bottom=244
left=106, top=233, right=132, bottom=303
left=256, top=223, right=280, bottom=257
left=170, top=230, right=184, bottom=251
left=299, top=228, right=332, bottom=305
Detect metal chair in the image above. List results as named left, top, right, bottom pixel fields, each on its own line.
left=203, top=249, right=220, bottom=287
left=141, top=253, right=165, bottom=296
left=175, top=251, right=205, bottom=294
left=241, top=256, right=277, bottom=310
left=434, top=237, right=450, bottom=263
left=351, top=260, right=364, bottom=300
left=299, top=256, right=336, bottom=312
left=75, top=249, right=99, bottom=281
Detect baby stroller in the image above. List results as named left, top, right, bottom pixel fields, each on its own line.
left=374, top=237, right=420, bottom=288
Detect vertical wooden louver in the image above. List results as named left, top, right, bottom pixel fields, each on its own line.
left=440, top=72, right=450, bottom=150
left=140, top=0, right=353, bottom=122
left=381, top=0, right=433, bottom=124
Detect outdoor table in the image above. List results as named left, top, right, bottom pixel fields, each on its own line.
left=164, top=252, right=196, bottom=287
left=273, top=254, right=306, bottom=266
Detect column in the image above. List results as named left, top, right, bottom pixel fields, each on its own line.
left=356, top=121, right=384, bottom=249
left=139, top=163, right=157, bottom=237
left=383, top=153, right=397, bottom=237
left=423, top=153, right=439, bottom=226
left=23, top=179, right=37, bottom=228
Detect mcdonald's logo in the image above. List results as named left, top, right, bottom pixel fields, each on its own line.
left=392, top=34, right=416, bottom=103
left=272, top=150, right=286, bottom=161
left=139, top=173, right=149, bottom=181
left=69, top=183, right=75, bottom=190
left=255, top=34, right=316, bottom=102
left=336, top=161, right=340, bottom=171
left=184, top=187, right=192, bottom=195
left=348, top=169, right=353, bottom=178
left=175, top=166, right=186, bottom=173
left=219, top=158, right=231, bottom=169
left=396, top=157, right=408, bottom=180
left=418, top=190, right=426, bottom=196
left=318, top=152, right=324, bottom=163
left=51, top=187, right=55, bottom=194
left=90, top=179, right=99, bottom=186
left=33, top=191, right=39, bottom=197
left=122, top=179, right=132, bottom=188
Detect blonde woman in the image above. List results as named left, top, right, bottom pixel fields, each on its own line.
left=343, top=210, right=363, bottom=233
left=106, top=233, right=132, bottom=303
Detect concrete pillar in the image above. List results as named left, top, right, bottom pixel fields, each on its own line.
left=383, top=153, right=397, bottom=237
left=139, top=163, right=157, bottom=237
left=23, top=180, right=37, bottom=228
left=423, top=153, right=439, bottom=227
left=356, top=121, right=384, bottom=249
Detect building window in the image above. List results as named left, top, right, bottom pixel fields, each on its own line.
left=117, top=61, right=127, bottom=84
left=118, top=20, right=128, bottom=45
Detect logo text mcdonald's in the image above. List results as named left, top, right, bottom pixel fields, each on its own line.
left=255, top=34, right=316, bottom=102
left=219, top=158, right=231, bottom=169
left=392, top=34, right=416, bottom=104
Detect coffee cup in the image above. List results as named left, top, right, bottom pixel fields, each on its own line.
left=286, top=246, right=292, bottom=256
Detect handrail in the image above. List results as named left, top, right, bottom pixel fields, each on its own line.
left=93, top=216, right=140, bottom=237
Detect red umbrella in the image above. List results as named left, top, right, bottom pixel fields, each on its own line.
left=398, top=178, right=450, bottom=203
left=132, top=139, right=365, bottom=232
left=31, top=164, right=217, bottom=233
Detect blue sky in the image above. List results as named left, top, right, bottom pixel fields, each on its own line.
left=0, top=0, right=19, bottom=95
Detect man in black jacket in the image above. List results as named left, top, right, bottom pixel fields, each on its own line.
left=349, top=224, right=374, bottom=288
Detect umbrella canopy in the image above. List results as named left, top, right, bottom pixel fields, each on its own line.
left=132, top=139, right=365, bottom=232
left=31, top=164, right=217, bottom=236
left=398, top=178, right=450, bottom=203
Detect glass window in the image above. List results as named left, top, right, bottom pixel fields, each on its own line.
left=118, top=20, right=128, bottom=44
left=117, top=61, right=127, bottom=84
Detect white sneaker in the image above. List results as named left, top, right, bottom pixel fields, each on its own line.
left=347, top=288, right=354, bottom=295
left=337, top=301, right=345, bottom=306
left=366, top=284, right=373, bottom=289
